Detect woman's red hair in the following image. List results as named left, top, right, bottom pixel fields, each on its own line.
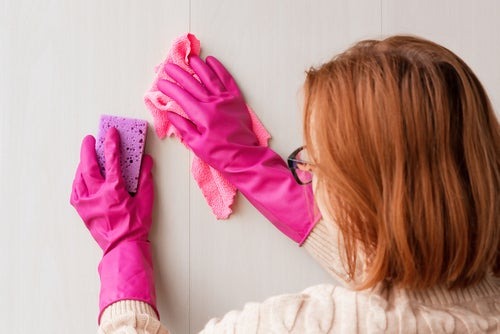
left=304, top=35, right=500, bottom=289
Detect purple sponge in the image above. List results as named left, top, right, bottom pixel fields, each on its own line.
left=96, top=115, right=148, bottom=193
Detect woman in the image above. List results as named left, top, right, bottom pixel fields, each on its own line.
left=71, top=35, right=500, bottom=333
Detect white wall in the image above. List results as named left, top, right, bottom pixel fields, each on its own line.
left=0, top=1, right=498, bottom=333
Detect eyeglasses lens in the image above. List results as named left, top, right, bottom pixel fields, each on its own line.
left=295, top=150, right=312, bottom=184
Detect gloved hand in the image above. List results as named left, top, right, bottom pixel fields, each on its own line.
left=158, top=55, right=320, bottom=244
left=70, top=127, right=157, bottom=323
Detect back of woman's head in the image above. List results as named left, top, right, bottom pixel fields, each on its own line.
left=303, top=35, right=500, bottom=290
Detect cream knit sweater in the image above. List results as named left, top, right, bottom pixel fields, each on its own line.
left=98, top=219, right=500, bottom=333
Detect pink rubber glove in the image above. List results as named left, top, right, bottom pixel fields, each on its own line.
left=157, top=55, right=320, bottom=244
left=70, top=127, right=158, bottom=323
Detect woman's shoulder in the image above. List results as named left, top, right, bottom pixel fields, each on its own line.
left=304, top=277, right=500, bottom=333
left=200, top=283, right=376, bottom=333
left=373, top=275, right=500, bottom=333
left=200, top=277, right=500, bottom=333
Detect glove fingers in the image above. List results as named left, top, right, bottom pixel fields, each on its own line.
left=137, top=154, right=154, bottom=196
left=166, top=111, right=200, bottom=145
left=79, top=135, right=103, bottom=193
left=189, top=55, right=226, bottom=95
left=164, top=63, right=209, bottom=101
left=103, top=127, right=125, bottom=189
left=205, top=56, right=242, bottom=96
left=157, top=79, right=201, bottom=121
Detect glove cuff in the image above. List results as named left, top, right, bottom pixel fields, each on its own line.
left=222, top=146, right=322, bottom=244
left=98, top=240, right=158, bottom=324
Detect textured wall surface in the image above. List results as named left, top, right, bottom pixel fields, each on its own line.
left=0, top=1, right=498, bottom=333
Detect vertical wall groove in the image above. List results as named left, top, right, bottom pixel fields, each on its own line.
left=188, top=0, right=192, bottom=32
left=380, top=0, right=384, bottom=36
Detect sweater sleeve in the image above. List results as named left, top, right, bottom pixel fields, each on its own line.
left=97, top=300, right=170, bottom=334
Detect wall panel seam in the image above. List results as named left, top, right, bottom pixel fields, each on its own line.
left=380, top=0, right=384, bottom=35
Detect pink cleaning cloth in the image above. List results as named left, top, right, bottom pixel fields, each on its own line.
left=144, top=33, right=271, bottom=219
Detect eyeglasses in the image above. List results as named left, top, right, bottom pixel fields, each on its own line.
left=287, top=146, right=313, bottom=185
